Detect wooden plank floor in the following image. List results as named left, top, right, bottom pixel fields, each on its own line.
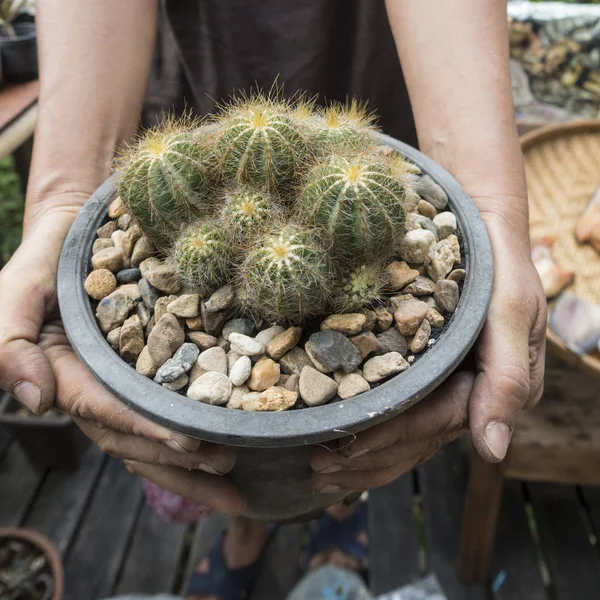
left=1, top=424, right=600, bottom=599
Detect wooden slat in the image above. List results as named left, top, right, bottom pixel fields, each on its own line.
left=114, top=501, right=189, bottom=595
left=23, top=445, right=105, bottom=555
left=369, top=474, right=420, bottom=595
left=63, top=458, right=144, bottom=600
left=491, top=481, right=548, bottom=600
left=418, top=440, right=489, bottom=600
left=251, top=524, right=305, bottom=600
left=528, top=483, right=600, bottom=600
left=0, top=440, right=44, bottom=527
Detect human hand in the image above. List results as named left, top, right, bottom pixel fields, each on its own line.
left=0, top=206, right=245, bottom=516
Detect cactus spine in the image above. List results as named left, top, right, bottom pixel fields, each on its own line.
left=335, top=263, right=388, bottom=312
left=241, top=225, right=332, bottom=321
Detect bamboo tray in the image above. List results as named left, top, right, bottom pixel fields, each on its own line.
left=521, top=120, right=600, bottom=377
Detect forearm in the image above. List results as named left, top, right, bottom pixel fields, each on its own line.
left=25, top=0, right=158, bottom=231
left=386, top=0, right=528, bottom=241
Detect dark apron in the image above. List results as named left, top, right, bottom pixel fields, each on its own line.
left=144, top=0, right=417, bottom=147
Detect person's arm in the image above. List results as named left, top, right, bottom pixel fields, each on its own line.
left=311, top=0, right=547, bottom=488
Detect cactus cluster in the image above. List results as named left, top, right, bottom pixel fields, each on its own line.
left=117, top=93, right=417, bottom=322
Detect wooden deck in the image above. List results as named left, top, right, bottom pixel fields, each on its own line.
left=1, top=408, right=600, bottom=599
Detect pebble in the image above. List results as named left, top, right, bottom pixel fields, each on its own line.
left=145, top=315, right=155, bottom=337
left=138, top=278, right=161, bottom=310
left=200, top=303, right=228, bottom=336
left=139, top=257, right=161, bottom=279
left=229, top=332, right=265, bottom=356
left=136, top=302, right=152, bottom=327
left=418, top=199, right=437, bottom=219
left=320, top=314, right=366, bottom=335
left=95, top=284, right=141, bottom=333
left=403, top=275, right=435, bottom=296
left=154, top=294, right=177, bottom=322
left=417, top=174, right=448, bottom=211
left=222, top=318, right=255, bottom=340
left=426, top=307, right=445, bottom=328
left=447, top=268, right=466, bottom=284
left=374, top=306, right=393, bottom=332
left=97, top=221, right=116, bottom=238
left=227, top=352, right=242, bottom=371
left=305, top=341, right=333, bottom=373
left=188, top=331, right=218, bottom=351
left=284, top=373, right=300, bottom=393
left=299, top=366, right=338, bottom=406
left=350, top=332, right=380, bottom=359
left=229, top=356, right=252, bottom=386
left=386, top=261, right=419, bottom=290
left=433, top=212, right=457, bottom=239
left=359, top=309, right=377, bottom=332
left=167, top=294, right=201, bottom=318
left=186, top=316, right=203, bottom=331
left=85, top=269, right=117, bottom=301
left=106, top=327, right=121, bottom=351
left=162, top=374, right=189, bottom=391
left=131, top=237, right=155, bottom=267
left=337, top=373, right=371, bottom=399
left=93, top=238, right=113, bottom=254
left=118, top=213, right=132, bottom=231
left=191, top=346, right=228, bottom=382
left=415, top=214, right=438, bottom=238
left=425, top=239, right=455, bottom=282
left=266, top=326, right=302, bottom=361
left=108, top=196, right=126, bottom=218
left=410, top=319, right=431, bottom=354
left=434, top=279, right=459, bottom=314
left=448, top=234, right=461, bottom=264
left=136, top=346, right=157, bottom=378
left=218, top=336, right=230, bottom=353
left=154, top=342, right=200, bottom=383
left=422, top=296, right=441, bottom=311
left=91, top=247, right=124, bottom=273
left=241, top=387, right=298, bottom=412
left=279, top=347, right=313, bottom=376
left=119, top=315, right=144, bottom=361
left=204, top=284, right=235, bottom=313
left=187, top=372, right=232, bottom=406
left=146, top=313, right=185, bottom=367
left=255, top=325, right=286, bottom=347
left=307, top=331, right=362, bottom=374
left=111, top=230, right=126, bottom=258
left=116, top=268, right=141, bottom=285
left=393, top=300, right=429, bottom=336
left=399, top=230, right=436, bottom=264
left=121, top=227, right=142, bottom=262
left=145, top=264, right=181, bottom=294
left=363, top=352, right=409, bottom=383
left=227, top=385, right=250, bottom=409
left=376, top=328, right=408, bottom=356
left=248, top=357, right=280, bottom=391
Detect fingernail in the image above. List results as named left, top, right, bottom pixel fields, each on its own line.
left=345, top=447, right=370, bottom=460
left=318, top=464, right=342, bottom=474
left=12, top=381, right=41, bottom=414
left=484, top=421, right=512, bottom=461
left=197, top=464, right=224, bottom=476
left=315, top=484, right=342, bottom=494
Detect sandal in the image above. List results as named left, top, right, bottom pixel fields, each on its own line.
left=186, top=525, right=277, bottom=600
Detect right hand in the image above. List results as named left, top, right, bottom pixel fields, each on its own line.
left=0, top=204, right=245, bottom=516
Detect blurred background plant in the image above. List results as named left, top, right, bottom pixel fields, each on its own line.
left=0, top=156, right=24, bottom=266
left=0, top=0, right=34, bottom=37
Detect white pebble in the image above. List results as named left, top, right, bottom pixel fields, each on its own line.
left=229, top=332, right=265, bottom=356
left=187, top=372, right=232, bottom=406
left=229, top=355, right=252, bottom=386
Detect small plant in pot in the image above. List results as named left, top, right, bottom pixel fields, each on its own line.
left=0, top=0, right=37, bottom=83
left=58, top=94, right=493, bottom=521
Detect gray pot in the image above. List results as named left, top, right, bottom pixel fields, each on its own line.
left=57, top=133, right=493, bottom=521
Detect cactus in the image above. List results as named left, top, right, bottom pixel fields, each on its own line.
left=296, top=151, right=409, bottom=261
left=213, top=96, right=308, bottom=193
left=240, top=225, right=332, bottom=321
left=174, top=221, right=232, bottom=294
left=118, top=120, right=213, bottom=247
left=335, top=263, right=388, bottom=312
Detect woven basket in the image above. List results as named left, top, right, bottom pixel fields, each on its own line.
left=521, top=120, right=600, bottom=377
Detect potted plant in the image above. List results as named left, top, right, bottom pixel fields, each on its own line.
left=0, top=528, right=64, bottom=600
left=0, top=392, right=89, bottom=470
left=57, top=95, right=493, bottom=521
left=0, top=0, right=37, bottom=83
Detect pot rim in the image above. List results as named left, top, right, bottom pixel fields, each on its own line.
left=0, top=527, right=64, bottom=600
left=57, top=132, right=493, bottom=447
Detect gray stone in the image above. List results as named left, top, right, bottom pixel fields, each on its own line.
left=417, top=174, right=448, bottom=211
left=229, top=332, right=265, bottom=356
left=403, top=275, right=435, bottom=296
left=363, top=352, right=409, bottom=383
left=376, top=328, right=408, bottom=356
left=279, top=347, right=313, bottom=376
left=154, top=343, right=200, bottom=384
left=307, top=331, right=362, bottom=374
left=222, top=318, right=255, bottom=341
left=138, top=278, right=161, bottom=310
left=95, top=284, right=141, bottom=333
left=201, top=303, right=229, bottom=336
left=162, top=374, right=189, bottom=391
left=229, top=355, right=252, bottom=386
left=116, top=268, right=141, bottom=285
left=299, top=366, right=338, bottom=407
left=434, top=279, right=459, bottom=314
left=412, top=214, right=439, bottom=238
left=187, top=372, right=232, bottom=406
left=136, top=302, right=152, bottom=328
left=305, top=342, right=333, bottom=373
left=204, top=284, right=235, bottom=313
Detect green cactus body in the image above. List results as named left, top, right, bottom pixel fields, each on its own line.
left=297, top=154, right=407, bottom=261
left=174, top=221, right=231, bottom=293
left=118, top=127, right=212, bottom=247
left=335, top=263, right=387, bottom=312
left=214, top=102, right=307, bottom=192
left=241, top=225, right=332, bottom=320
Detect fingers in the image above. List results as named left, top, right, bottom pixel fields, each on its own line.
left=75, top=419, right=234, bottom=474
left=124, top=461, right=246, bottom=517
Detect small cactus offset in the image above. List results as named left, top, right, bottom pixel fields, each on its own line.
left=334, top=263, right=388, bottom=312
left=296, top=152, right=409, bottom=261
left=174, top=221, right=232, bottom=294
left=240, top=225, right=333, bottom=321
left=118, top=120, right=213, bottom=247
left=212, top=95, right=308, bottom=193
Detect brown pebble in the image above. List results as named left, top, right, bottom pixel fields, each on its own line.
left=388, top=294, right=415, bottom=313
left=386, top=261, right=420, bottom=290
left=119, top=315, right=145, bottom=361
left=403, top=275, right=435, bottom=296
left=434, top=279, right=459, bottom=313
left=242, top=387, right=298, bottom=412
left=188, top=331, right=218, bottom=351
left=92, top=238, right=114, bottom=254
left=426, top=307, right=445, bottom=328
left=91, top=247, right=124, bottom=273
left=136, top=346, right=158, bottom=377
left=145, top=264, right=181, bottom=294
left=418, top=199, right=437, bottom=219
left=374, top=306, right=393, bottom=332
left=266, top=326, right=302, bottom=361
left=359, top=309, right=377, bottom=332
left=108, top=196, right=126, bottom=218
left=350, top=332, right=380, bottom=359
left=84, top=269, right=116, bottom=301
left=97, top=221, right=116, bottom=238
left=284, top=373, right=300, bottom=393
left=247, top=357, right=280, bottom=392
left=147, top=313, right=185, bottom=367
left=320, top=313, right=366, bottom=335
left=186, top=316, right=203, bottom=331
left=154, top=295, right=177, bottom=323
left=448, top=234, right=461, bottom=264
left=447, top=268, right=466, bottom=283
left=394, top=300, right=429, bottom=336
left=410, top=319, right=431, bottom=354
left=131, top=237, right=156, bottom=268
left=106, top=327, right=121, bottom=350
